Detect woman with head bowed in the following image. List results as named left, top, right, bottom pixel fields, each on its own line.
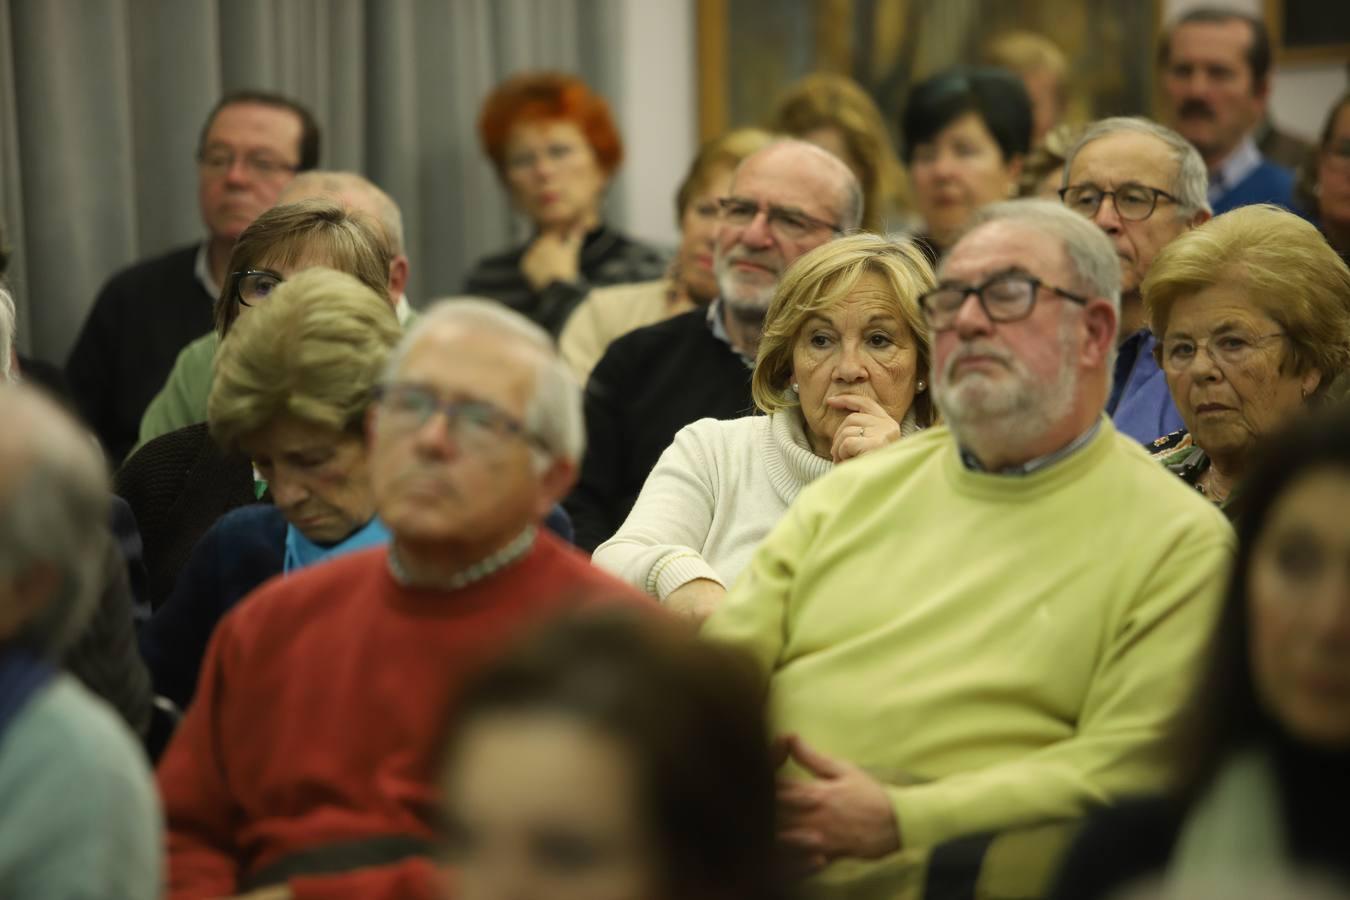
left=901, top=66, right=1032, bottom=264
left=139, top=267, right=402, bottom=709
left=464, top=72, right=668, bottom=336
left=1145, top=204, right=1350, bottom=516
left=1051, top=406, right=1350, bottom=897
left=439, top=609, right=786, bottom=900
left=593, top=233, right=934, bottom=620
left=558, top=128, right=774, bottom=383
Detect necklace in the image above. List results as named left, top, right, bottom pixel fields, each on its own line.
left=387, top=526, right=538, bottom=591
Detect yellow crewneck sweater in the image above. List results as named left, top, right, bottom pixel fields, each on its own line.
left=704, top=419, right=1233, bottom=897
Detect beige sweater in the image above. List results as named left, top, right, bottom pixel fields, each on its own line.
left=558, top=279, right=696, bottom=383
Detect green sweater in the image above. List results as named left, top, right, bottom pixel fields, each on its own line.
left=137, top=332, right=218, bottom=450
left=704, top=419, right=1233, bottom=897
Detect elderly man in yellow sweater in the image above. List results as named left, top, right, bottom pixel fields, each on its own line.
left=703, top=199, right=1234, bottom=898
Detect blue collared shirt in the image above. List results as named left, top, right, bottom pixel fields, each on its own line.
left=1207, top=136, right=1262, bottom=206
left=706, top=297, right=756, bottom=369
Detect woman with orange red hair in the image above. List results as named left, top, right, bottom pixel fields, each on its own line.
left=464, top=72, right=668, bottom=336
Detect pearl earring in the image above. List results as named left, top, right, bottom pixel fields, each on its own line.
left=916, top=380, right=926, bottom=392
left=790, top=383, right=799, bottom=393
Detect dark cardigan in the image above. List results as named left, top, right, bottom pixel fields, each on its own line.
left=114, top=422, right=254, bottom=611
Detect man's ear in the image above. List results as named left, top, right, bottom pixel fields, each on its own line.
left=1188, top=207, right=1212, bottom=230
left=535, top=457, right=578, bottom=518
left=387, top=256, right=410, bottom=304
left=1082, top=299, right=1119, bottom=368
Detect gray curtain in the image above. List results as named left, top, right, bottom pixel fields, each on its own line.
left=0, top=0, right=623, bottom=362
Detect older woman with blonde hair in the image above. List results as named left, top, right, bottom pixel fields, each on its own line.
left=139, top=267, right=402, bottom=707
left=593, top=233, right=934, bottom=620
left=768, top=73, right=912, bottom=232
left=1145, top=204, right=1350, bottom=515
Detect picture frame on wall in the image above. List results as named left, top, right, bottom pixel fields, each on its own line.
left=696, top=0, right=1161, bottom=142
left=1264, top=0, right=1350, bottom=64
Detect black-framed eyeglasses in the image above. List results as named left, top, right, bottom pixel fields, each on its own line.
left=197, top=147, right=299, bottom=180
left=232, top=269, right=285, bottom=308
left=372, top=383, right=546, bottom=452
left=716, top=197, right=843, bottom=240
left=1059, top=183, right=1180, bottom=222
left=919, top=272, right=1091, bottom=331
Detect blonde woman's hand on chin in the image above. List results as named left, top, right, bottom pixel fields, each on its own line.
left=827, top=394, right=903, bottom=463
left=666, top=577, right=727, bottom=624
left=521, top=223, right=586, bottom=291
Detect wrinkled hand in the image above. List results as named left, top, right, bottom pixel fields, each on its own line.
left=521, top=225, right=585, bottom=291
left=775, top=734, right=901, bottom=866
left=665, top=577, right=727, bottom=624
left=828, top=394, right=903, bottom=463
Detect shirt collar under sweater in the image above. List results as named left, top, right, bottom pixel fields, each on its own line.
left=959, top=417, right=1103, bottom=476
left=763, top=410, right=834, bottom=505
left=706, top=298, right=756, bottom=369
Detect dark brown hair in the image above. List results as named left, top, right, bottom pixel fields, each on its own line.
left=198, top=89, right=321, bottom=171
left=1170, top=405, right=1350, bottom=801
left=441, top=608, right=788, bottom=900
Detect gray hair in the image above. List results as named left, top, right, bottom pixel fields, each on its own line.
left=1063, top=117, right=1212, bottom=218
left=282, top=170, right=406, bottom=255
left=0, top=286, right=14, bottom=383
left=966, top=199, right=1123, bottom=315
left=384, top=298, right=585, bottom=465
left=0, top=385, right=110, bottom=657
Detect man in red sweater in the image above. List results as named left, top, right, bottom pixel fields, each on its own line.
left=157, top=299, right=648, bottom=900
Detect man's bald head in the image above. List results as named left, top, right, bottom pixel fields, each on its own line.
left=281, top=171, right=405, bottom=255
left=713, top=139, right=863, bottom=319
left=740, top=140, right=864, bottom=233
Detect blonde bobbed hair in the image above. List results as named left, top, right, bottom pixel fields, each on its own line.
left=209, top=267, right=403, bottom=451
left=752, top=233, right=936, bottom=425
left=1142, top=204, right=1350, bottom=395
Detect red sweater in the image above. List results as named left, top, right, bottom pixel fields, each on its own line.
left=157, top=533, right=648, bottom=899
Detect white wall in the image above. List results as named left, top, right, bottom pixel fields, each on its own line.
left=613, top=0, right=697, bottom=249
left=1163, top=0, right=1348, bottom=141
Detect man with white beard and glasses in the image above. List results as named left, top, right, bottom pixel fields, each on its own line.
left=566, top=139, right=861, bottom=551
left=703, top=200, right=1233, bottom=899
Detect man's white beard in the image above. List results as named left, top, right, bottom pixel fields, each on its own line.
left=715, top=252, right=777, bottom=318
left=933, top=316, right=1080, bottom=457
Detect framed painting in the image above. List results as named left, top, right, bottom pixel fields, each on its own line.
left=697, top=0, right=1163, bottom=142
left=1264, top=0, right=1350, bottom=64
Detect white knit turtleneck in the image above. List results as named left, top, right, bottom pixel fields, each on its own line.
left=593, top=410, right=836, bottom=600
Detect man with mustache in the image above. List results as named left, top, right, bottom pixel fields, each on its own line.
left=1060, top=117, right=1212, bottom=444
left=704, top=200, right=1232, bottom=898
left=1160, top=8, right=1294, bottom=215
left=157, top=300, right=644, bottom=899
left=566, top=139, right=862, bottom=551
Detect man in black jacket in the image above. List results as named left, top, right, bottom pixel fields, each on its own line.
left=64, top=90, right=319, bottom=463
left=567, top=140, right=862, bottom=551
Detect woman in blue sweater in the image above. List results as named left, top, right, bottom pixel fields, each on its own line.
left=139, top=268, right=402, bottom=710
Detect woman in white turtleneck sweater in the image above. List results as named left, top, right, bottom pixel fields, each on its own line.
left=594, top=234, right=936, bottom=619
